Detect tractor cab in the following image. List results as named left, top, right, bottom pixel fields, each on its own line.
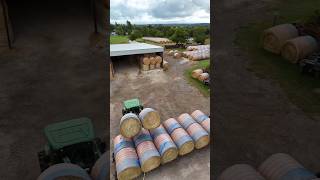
left=38, top=117, right=105, bottom=172
left=122, top=98, right=144, bottom=115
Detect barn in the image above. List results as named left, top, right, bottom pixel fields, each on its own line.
left=0, top=0, right=107, bottom=48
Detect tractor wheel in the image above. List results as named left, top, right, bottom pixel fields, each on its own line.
left=37, top=163, right=91, bottom=180
left=91, top=152, right=108, bottom=180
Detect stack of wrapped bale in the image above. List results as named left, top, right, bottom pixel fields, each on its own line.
left=140, top=54, right=163, bottom=71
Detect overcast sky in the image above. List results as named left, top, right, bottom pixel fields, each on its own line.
left=110, top=0, right=210, bottom=24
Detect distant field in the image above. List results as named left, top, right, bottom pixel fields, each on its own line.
left=235, top=0, right=320, bottom=117
left=184, top=59, right=210, bottom=97
left=110, top=36, right=129, bottom=44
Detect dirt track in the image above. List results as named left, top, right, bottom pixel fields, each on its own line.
left=110, top=54, right=210, bottom=180
left=0, top=1, right=106, bottom=179
left=213, top=0, right=320, bottom=178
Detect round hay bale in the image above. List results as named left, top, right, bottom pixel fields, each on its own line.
left=150, top=56, right=157, bottom=65
left=201, top=118, right=210, bottom=133
left=191, top=110, right=210, bottom=133
left=139, top=108, right=160, bottom=129
left=136, top=141, right=161, bottom=172
left=174, top=52, right=182, bottom=59
left=142, top=57, right=150, bottom=65
left=149, top=64, right=155, bottom=70
left=177, top=113, right=209, bottom=149
left=262, top=24, right=299, bottom=54
left=155, top=56, right=162, bottom=63
left=163, top=60, right=169, bottom=71
left=132, top=128, right=153, bottom=147
left=149, top=124, right=178, bottom=164
left=120, top=113, right=141, bottom=138
left=187, top=123, right=209, bottom=149
left=187, top=46, right=194, bottom=51
left=155, top=63, right=161, bottom=69
left=141, top=64, right=149, bottom=71
left=115, top=147, right=141, bottom=180
left=198, top=73, right=210, bottom=81
left=258, top=153, right=316, bottom=180
left=133, top=128, right=160, bottom=172
left=113, top=134, right=135, bottom=155
left=177, top=113, right=197, bottom=129
left=171, top=128, right=194, bottom=155
left=91, top=152, right=108, bottom=180
left=191, top=69, right=203, bottom=79
left=218, top=164, right=265, bottom=180
left=163, top=118, right=194, bottom=156
left=37, top=163, right=91, bottom=180
left=281, top=35, right=319, bottom=63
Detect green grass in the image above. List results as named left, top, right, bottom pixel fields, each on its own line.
left=235, top=0, right=320, bottom=117
left=184, top=59, right=210, bottom=97
left=110, top=36, right=129, bottom=44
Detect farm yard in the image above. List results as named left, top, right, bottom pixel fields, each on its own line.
left=110, top=51, right=210, bottom=180
left=109, top=22, right=211, bottom=180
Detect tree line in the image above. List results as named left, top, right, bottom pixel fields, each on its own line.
left=111, top=21, right=210, bottom=44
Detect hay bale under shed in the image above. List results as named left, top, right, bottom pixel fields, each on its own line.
left=155, top=56, right=162, bottom=63
left=281, top=35, right=319, bottom=63
left=262, top=24, right=299, bottom=54
left=141, top=64, right=149, bottom=71
left=142, top=56, right=151, bottom=65
left=149, top=56, right=157, bottom=65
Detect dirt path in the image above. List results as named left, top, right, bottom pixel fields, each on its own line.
left=213, top=0, right=320, bottom=178
left=110, top=54, right=210, bottom=180
left=0, top=2, right=106, bottom=179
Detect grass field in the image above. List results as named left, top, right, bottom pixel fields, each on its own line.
left=235, top=0, right=320, bottom=117
left=184, top=59, right=210, bottom=97
left=110, top=36, right=129, bottom=44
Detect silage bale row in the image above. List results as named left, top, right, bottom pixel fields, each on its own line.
left=114, top=109, right=211, bottom=180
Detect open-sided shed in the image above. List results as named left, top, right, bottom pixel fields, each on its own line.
left=110, top=43, right=164, bottom=57
left=110, top=43, right=164, bottom=78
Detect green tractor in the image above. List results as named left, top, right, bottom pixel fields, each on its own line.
left=37, top=117, right=106, bottom=176
left=122, top=98, right=144, bottom=115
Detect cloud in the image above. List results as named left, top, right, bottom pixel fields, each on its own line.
left=110, top=0, right=210, bottom=24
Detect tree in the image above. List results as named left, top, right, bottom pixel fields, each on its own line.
left=193, top=27, right=207, bottom=44
left=129, top=30, right=143, bottom=41
left=126, top=20, right=133, bottom=35
left=170, top=28, right=188, bottom=44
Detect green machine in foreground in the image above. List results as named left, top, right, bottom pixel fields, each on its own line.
left=37, top=117, right=105, bottom=173
left=122, top=98, right=144, bottom=115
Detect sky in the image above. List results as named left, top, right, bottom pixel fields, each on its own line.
left=110, top=0, right=210, bottom=24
